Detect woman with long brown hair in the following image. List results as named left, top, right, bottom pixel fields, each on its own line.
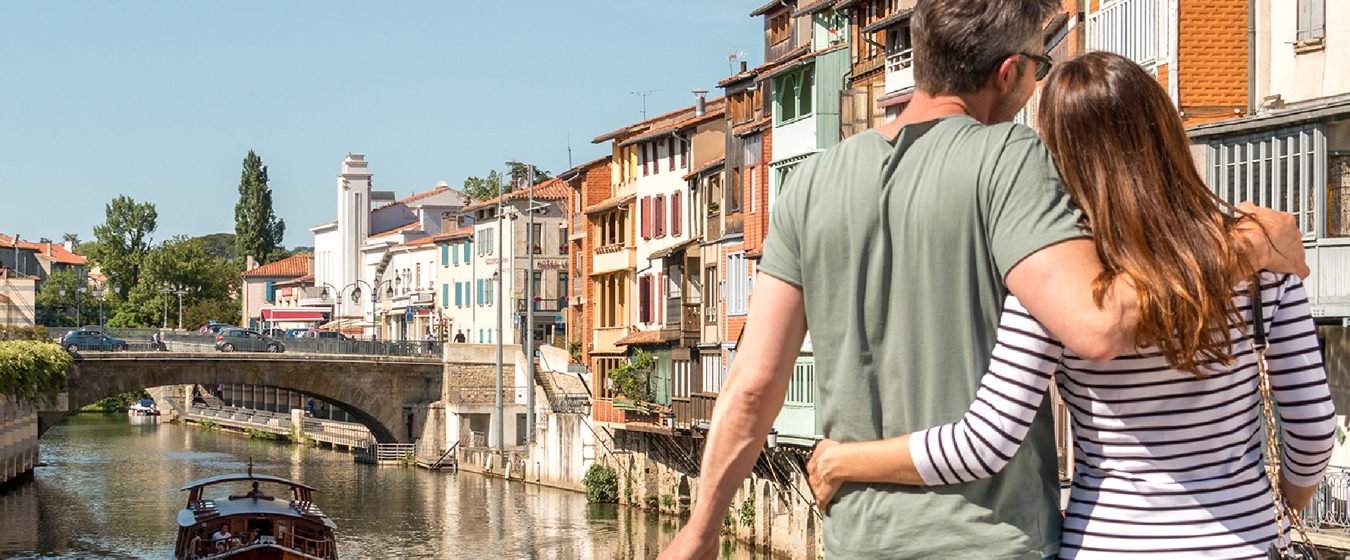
left=806, top=51, right=1336, bottom=558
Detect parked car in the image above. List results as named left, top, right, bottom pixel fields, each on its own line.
left=302, top=329, right=349, bottom=341
left=61, top=330, right=127, bottom=352
left=262, top=328, right=288, bottom=339
left=214, top=328, right=285, bottom=353
left=285, top=328, right=313, bottom=339
left=63, top=326, right=108, bottom=339
left=196, top=323, right=237, bottom=337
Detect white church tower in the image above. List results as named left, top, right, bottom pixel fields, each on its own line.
left=336, top=154, right=371, bottom=317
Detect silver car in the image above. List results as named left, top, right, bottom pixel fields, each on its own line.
left=214, top=328, right=285, bottom=353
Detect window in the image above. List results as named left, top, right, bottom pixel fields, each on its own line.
left=641, top=196, right=652, bottom=239
left=779, top=75, right=798, bottom=121
left=462, top=241, right=470, bottom=263
left=671, top=191, right=682, bottom=237
left=702, top=353, right=722, bottom=394
left=455, top=283, right=463, bottom=307
left=1297, top=0, right=1325, bottom=41
left=639, top=275, right=651, bottom=323
left=264, top=281, right=275, bottom=303
left=680, top=139, right=688, bottom=169
left=442, top=283, right=449, bottom=307
left=640, top=143, right=649, bottom=176
left=703, top=266, right=718, bottom=323
left=1207, top=125, right=1325, bottom=237
left=726, top=252, right=750, bottom=316
left=673, top=359, right=692, bottom=398
left=559, top=272, right=568, bottom=303
left=531, top=223, right=543, bottom=254
left=668, top=137, right=676, bottom=172
left=415, top=264, right=421, bottom=288
left=654, top=194, right=666, bottom=237
left=770, top=12, right=790, bottom=44
left=785, top=358, right=816, bottom=405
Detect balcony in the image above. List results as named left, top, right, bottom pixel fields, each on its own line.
left=724, top=212, right=744, bottom=236
left=1307, top=238, right=1350, bottom=317
left=884, top=48, right=914, bottom=95
left=295, top=286, right=334, bottom=308
left=1087, top=0, right=1157, bottom=68
left=592, top=244, right=635, bottom=275
left=705, top=212, right=722, bottom=240
left=593, top=326, right=627, bottom=354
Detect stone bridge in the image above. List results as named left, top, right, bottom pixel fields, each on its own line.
left=48, top=351, right=443, bottom=443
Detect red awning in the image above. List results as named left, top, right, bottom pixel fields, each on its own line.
left=261, top=308, right=325, bottom=322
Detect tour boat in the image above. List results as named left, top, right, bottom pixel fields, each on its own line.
left=128, top=398, right=160, bottom=416
left=173, top=465, right=338, bottom=560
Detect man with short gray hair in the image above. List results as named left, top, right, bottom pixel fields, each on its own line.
left=660, top=0, right=1306, bottom=557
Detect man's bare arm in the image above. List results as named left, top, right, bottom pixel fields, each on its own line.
left=659, top=274, right=808, bottom=560
left=1006, top=238, right=1137, bottom=361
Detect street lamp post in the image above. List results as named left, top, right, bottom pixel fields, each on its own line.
left=173, top=284, right=188, bottom=330
left=525, top=164, right=536, bottom=445
left=77, top=286, right=85, bottom=326
left=372, top=279, right=393, bottom=342
left=494, top=168, right=506, bottom=456
left=318, top=282, right=341, bottom=324
left=159, top=283, right=172, bottom=329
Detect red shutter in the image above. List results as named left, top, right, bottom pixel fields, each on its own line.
left=680, top=139, right=688, bottom=169
left=654, top=194, right=665, bottom=237
left=648, top=144, right=656, bottom=175
left=672, top=191, right=682, bottom=236
left=641, top=196, right=652, bottom=238
left=655, top=272, right=663, bottom=325
left=641, top=144, right=649, bottom=176
left=639, top=276, right=651, bottom=323
left=668, top=137, right=676, bottom=172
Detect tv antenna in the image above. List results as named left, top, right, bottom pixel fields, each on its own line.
left=727, top=48, right=747, bottom=75
left=630, top=90, right=657, bottom=120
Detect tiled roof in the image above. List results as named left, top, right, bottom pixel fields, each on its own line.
left=615, top=329, right=671, bottom=346
left=592, top=97, right=728, bottom=144
left=585, top=194, right=636, bottom=215
left=372, top=186, right=461, bottom=212
left=369, top=221, right=422, bottom=238
left=750, top=0, right=791, bottom=17
left=683, top=157, right=725, bottom=181
left=793, top=0, right=837, bottom=16
left=759, top=45, right=846, bottom=82
left=0, top=267, right=35, bottom=280
left=616, top=109, right=727, bottom=148
left=396, top=234, right=440, bottom=248
left=242, top=254, right=313, bottom=278
left=734, top=116, right=773, bottom=137
left=461, top=177, right=571, bottom=212
left=0, top=235, right=86, bottom=265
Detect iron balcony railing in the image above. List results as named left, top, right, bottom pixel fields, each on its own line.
left=1086, top=0, right=1157, bottom=68
left=547, top=392, right=591, bottom=415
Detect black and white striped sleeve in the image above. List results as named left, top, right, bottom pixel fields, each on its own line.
left=1265, top=274, right=1337, bottom=488
left=908, top=296, right=1064, bottom=485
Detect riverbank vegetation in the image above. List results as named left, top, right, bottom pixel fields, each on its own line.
left=80, top=389, right=151, bottom=412
left=0, top=340, right=70, bottom=406
left=583, top=463, right=618, bottom=503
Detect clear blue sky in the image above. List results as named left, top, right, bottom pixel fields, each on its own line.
left=2, top=1, right=764, bottom=249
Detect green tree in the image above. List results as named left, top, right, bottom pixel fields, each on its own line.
left=34, top=269, right=91, bottom=327
left=89, top=195, right=158, bottom=300
left=106, top=236, right=240, bottom=329
left=234, top=150, right=286, bottom=264
left=461, top=162, right=551, bottom=201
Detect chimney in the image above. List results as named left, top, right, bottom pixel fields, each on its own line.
left=740, top=61, right=748, bottom=73
left=63, top=239, right=74, bottom=252
left=693, top=89, right=709, bottom=118
left=246, top=255, right=258, bottom=270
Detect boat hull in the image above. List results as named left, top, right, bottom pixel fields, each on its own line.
left=214, top=544, right=326, bottom=560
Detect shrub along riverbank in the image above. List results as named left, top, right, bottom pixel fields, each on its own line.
left=0, top=340, right=70, bottom=406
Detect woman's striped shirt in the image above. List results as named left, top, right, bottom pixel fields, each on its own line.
left=907, top=273, right=1336, bottom=558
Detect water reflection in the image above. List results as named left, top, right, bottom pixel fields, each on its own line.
left=0, top=414, right=782, bottom=559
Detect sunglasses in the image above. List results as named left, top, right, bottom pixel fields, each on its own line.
left=1019, top=52, right=1054, bottom=81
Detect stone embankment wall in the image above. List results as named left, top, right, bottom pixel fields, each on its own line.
left=0, top=395, right=39, bottom=486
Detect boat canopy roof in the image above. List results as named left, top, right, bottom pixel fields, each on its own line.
left=179, top=473, right=317, bottom=492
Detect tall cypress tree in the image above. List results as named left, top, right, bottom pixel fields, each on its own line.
left=234, top=150, right=286, bottom=264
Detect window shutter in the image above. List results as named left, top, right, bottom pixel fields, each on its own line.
left=672, top=191, right=682, bottom=236
left=441, top=244, right=449, bottom=266
left=654, top=194, right=665, bottom=237
left=1312, top=0, right=1325, bottom=38
left=1298, top=0, right=1312, bottom=39
left=641, top=196, right=652, bottom=238
left=639, top=276, right=649, bottom=323
left=442, top=283, right=449, bottom=306
left=668, top=137, right=676, bottom=172
left=655, top=272, right=663, bottom=325
left=641, top=143, right=649, bottom=176
left=680, top=139, right=688, bottom=169
left=265, top=282, right=275, bottom=303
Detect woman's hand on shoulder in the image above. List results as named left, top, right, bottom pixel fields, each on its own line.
left=1236, top=201, right=1309, bottom=278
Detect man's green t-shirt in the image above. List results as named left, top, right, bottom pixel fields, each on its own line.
left=759, top=115, right=1088, bottom=559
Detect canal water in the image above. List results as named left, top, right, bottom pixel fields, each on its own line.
left=0, top=414, right=778, bottom=559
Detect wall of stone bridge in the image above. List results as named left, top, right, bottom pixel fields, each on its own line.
left=63, top=353, right=442, bottom=443
left=1, top=394, right=40, bottom=486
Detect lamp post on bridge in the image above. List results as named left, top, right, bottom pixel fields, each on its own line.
left=173, top=285, right=188, bottom=330
left=318, top=282, right=341, bottom=326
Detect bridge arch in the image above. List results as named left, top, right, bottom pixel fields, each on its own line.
left=50, top=352, right=442, bottom=443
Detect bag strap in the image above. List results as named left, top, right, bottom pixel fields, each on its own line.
left=1253, top=276, right=1323, bottom=560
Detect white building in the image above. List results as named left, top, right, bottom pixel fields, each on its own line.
left=309, top=154, right=473, bottom=338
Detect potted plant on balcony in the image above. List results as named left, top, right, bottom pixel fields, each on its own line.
left=707, top=201, right=720, bottom=214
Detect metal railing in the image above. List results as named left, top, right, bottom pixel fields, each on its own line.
left=547, top=392, right=591, bottom=415
left=162, top=332, right=442, bottom=359
left=1304, top=468, right=1350, bottom=532
left=1087, top=0, right=1157, bottom=67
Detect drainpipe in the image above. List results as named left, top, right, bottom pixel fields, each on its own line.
left=1247, top=0, right=1256, bottom=116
